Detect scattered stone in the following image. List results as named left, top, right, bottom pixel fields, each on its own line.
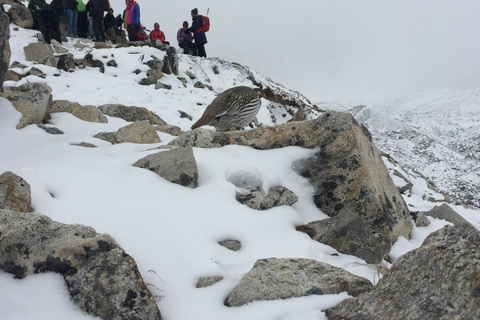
left=23, top=42, right=54, bottom=64
left=133, top=147, right=198, bottom=188
left=423, top=203, right=471, bottom=227
left=98, top=104, right=167, bottom=125
left=297, top=212, right=391, bottom=264
left=71, top=142, right=97, bottom=148
left=194, top=81, right=205, bottom=89
left=4, top=69, right=24, bottom=81
left=236, top=186, right=298, bottom=211
left=0, top=171, right=31, bottom=212
left=93, top=132, right=117, bottom=144
left=82, top=53, right=104, bottom=73
left=154, top=124, right=183, bottom=136
left=155, top=82, right=172, bottom=90
left=2, top=82, right=52, bottom=129
left=38, top=125, right=64, bottom=134
left=106, top=60, right=117, bottom=67
left=71, top=105, right=108, bottom=123
left=56, top=53, right=75, bottom=71
left=115, top=121, right=161, bottom=144
left=225, top=258, right=373, bottom=307
left=411, top=211, right=430, bottom=227
left=29, top=67, right=46, bottom=78
left=196, top=276, right=224, bottom=288
left=140, top=58, right=164, bottom=85
left=218, top=239, right=241, bottom=251
left=9, top=61, right=27, bottom=69
left=162, top=46, right=179, bottom=75
left=50, top=39, right=68, bottom=54
left=0, top=209, right=162, bottom=320
left=3, top=0, right=33, bottom=29
left=178, top=110, right=192, bottom=120
left=324, top=224, right=480, bottom=320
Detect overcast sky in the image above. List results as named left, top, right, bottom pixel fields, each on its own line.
left=109, top=0, right=480, bottom=103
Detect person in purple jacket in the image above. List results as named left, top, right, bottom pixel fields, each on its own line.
left=124, top=0, right=141, bottom=41
left=177, top=21, right=197, bottom=55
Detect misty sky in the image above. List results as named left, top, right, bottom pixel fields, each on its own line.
left=108, top=0, right=480, bottom=103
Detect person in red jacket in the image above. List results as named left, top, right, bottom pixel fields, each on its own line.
left=150, top=22, right=168, bottom=44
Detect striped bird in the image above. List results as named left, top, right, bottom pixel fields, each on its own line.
left=191, top=86, right=264, bottom=131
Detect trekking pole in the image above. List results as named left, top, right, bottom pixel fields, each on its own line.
left=207, top=8, right=209, bottom=17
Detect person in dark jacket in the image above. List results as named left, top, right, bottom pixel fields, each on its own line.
left=64, top=0, right=78, bottom=37
left=86, top=0, right=106, bottom=41
left=28, top=0, right=46, bottom=30
left=104, top=8, right=126, bottom=43
left=38, top=2, right=61, bottom=43
left=188, top=8, right=207, bottom=57
left=177, top=21, right=196, bottom=55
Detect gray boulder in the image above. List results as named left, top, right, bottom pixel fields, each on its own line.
left=162, top=46, right=179, bottom=75
left=2, top=0, right=33, bottom=29
left=48, top=100, right=107, bottom=123
left=116, top=121, right=161, bottom=144
left=133, top=147, right=198, bottom=188
left=0, top=209, right=162, bottom=320
left=0, top=171, right=31, bottom=212
left=0, top=8, right=10, bottom=88
left=170, top=112, right=413, bottom=242
left=325, top=224, right=480, bottom=320
left=140, top=58, right=164, bottom=85
left=98, top=103, right=167, bottom=125
left=155, top=124, right=183, bottom=136
left=236, top=186, right=298, bottom=210
left=56, top=53, right=75, bottom=71
left=423, top=203, right=471, bottom=227
left=2, top=82, right=52, bottom=129
left=225, top=258, right=373, bottom=307
left=297, top=212, right=391, bottom=264
left=23, top=42, right=54, bottom=64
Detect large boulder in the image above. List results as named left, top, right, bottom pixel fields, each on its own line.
left=225, top=258, right=373, bottom=307
left=1, top=0, right=33, bottom=29
left=98, top=103, right=167, bottom=125
left=23, top=42, right=54, bottom=64
left=324, top=224, right=480, bottom=320
left=2, top=82, right=52, bottom=129
left=133, top=147, right=199, bottom=188
left=170, top=112, right=413, bottom=241
left=297, top=212, right=391, bottom=264
left=95, top=121, right=162, bottom=144
left=423, top=203, right=471, bottom=227
left=0, top=209, right=163, bottom=320
left=0, top=171, right=31, bottom=212
left=0, top=8, right=10, bottom=88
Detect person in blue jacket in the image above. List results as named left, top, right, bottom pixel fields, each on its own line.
left=188, top=8, right=207, bottom=57
left=124, top=0, right=141, bottom=41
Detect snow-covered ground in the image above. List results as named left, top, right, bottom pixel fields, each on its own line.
left=1, top=23, right=480, bottom=320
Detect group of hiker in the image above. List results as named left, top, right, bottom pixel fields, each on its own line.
left=28, top=0, right=209, bottom=57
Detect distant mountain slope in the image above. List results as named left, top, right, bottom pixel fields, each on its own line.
left=322, top=89, right=480, bottom=208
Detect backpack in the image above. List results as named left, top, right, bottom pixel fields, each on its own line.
left=196, top=15, right=210, bottom=33
left=137, top=25, right=147, bottom=40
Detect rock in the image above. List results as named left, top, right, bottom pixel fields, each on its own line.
left=0, top=209, right=162, bottom=320
left=38, top=125, right=64, bottom=134
left=423, top=203, right=471, bottom=227
left=94, top=131, right=118, bottom=144
left=196, top=276, right=224, bottom=288
left=29, top=66, right=46, bottom=78
left=155, top=82, right=172, bottom=90
left=71, top=142, right=97, bottom=148
left=0, top=171, right=31, bottom=212
left=218, top=239, right=241, bottom=251
left=56, top=53, right=75, bottom=71
left=411, top=211, right=430, bottom=227
left=81, top=53, right=104, bottom=72
left=154, top=124, right=183, bottom=136
left=194, top=81, right=205, bottom=89
left=3, top=0, right=33, bottom=29
left=0, top=8, right=10, bottom=88
left=178, top=110, right=192, bottom=120
left=225, top=258, right=373, bottom=307
left=23, top=42, right=54, bottom=64
left=71, top=105, right=108, bottom=123
left=115, top=121, right=161, bottom=144
left=50, top=39, right=68, bottom=54
left=98, top=103, right=167, bottom=125
left=235, top=186, right=298, bottom=210
left=140, top=58, right=164, bottom=85
left=170, top=112, right=413, bottom=242
left=296, top=212, right=391, bottom=264
left=48, top=99, right=80, bottom=113
left=324, top=224, right=480, bottom=320
left=2, top=82, right=52, bottom=129
left=4, top=69, right=24, bottom=81
left=162, top=46, right=179, bottom=75
left=133, top=147, right=198, bottom=188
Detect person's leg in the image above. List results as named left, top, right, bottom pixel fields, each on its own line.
left=72, top=10, right=78, bottom=36
left=66, top=9, right=73, bottom=35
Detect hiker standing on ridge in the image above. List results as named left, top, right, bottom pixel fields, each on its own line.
left=124, top=0, right=141, bottom=41
left=188, top=8, right=207, bottom=57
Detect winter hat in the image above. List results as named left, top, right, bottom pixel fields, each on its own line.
left=191, top=8, right=198, bottom=15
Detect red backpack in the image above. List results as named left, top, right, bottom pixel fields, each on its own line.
left=196, top=15, right=210, bottom=33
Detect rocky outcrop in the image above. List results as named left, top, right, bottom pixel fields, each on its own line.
left=170, top=111, right=413, bottom=241
left=0, top=8, right=10, bottom=88
left=95, top=121, right=161, bottom=144
left=324, top=224, right=480, bottom=320
left=225, top=258, right=373, bottom=307
left=2, top=82, right=52, bottom=129
left=48, top=100, right=107, bottom=123
left=133, top=147, right=199, bottom=188
left=0, top=171, right=31, bottom=212
left=0, top=209, right=162, bottom=320
left=297, top=212, right=391, bottom=264
left=1, top=0, right=33, bottom=29
left=98, top=103, right=167, bottom=125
